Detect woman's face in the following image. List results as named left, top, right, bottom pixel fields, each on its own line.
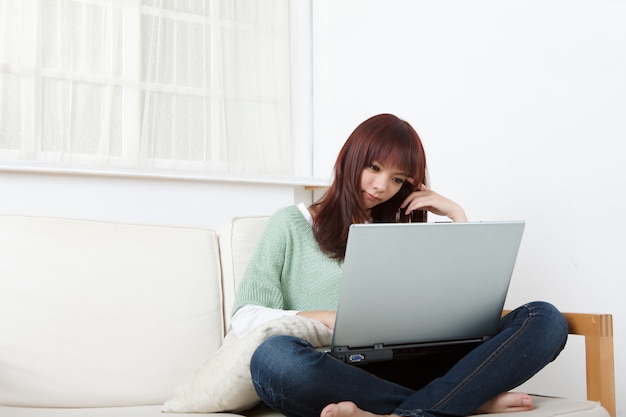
left=360, top=161, right=409, bottom=213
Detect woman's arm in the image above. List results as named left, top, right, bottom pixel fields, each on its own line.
left=232, top=305, right=336, bottom=338
left=230, top=211, right=290, bottom=318
left=297, top=310, right=336, bottom=331
left=231, top=304, right=300, bottom=338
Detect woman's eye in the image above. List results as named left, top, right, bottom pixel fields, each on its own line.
left=393, top=178, right=405, bottom=184
left=369, top=164, right=380, bottom=171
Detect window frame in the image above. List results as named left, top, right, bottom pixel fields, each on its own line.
left=0, top=0, right=315, bottom=182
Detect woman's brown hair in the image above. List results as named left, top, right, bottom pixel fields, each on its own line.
left=312, top=114, right=427, bottom=260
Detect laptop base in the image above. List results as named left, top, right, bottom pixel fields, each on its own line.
left=329, top=338, right=488, bottom=365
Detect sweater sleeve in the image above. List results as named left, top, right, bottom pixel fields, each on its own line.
left=231, top=304, right=300, bottom=338
left=230, top=208, right=291, bottom=316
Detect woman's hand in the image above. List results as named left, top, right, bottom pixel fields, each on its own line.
left=401, top=184, right=468, bottom=222
left=297, top=310, right=336, bottom=330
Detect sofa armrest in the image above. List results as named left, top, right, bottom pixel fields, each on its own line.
left=504, top=310, right=616, bottom=417
left=564, top=313, right=615, bottom=417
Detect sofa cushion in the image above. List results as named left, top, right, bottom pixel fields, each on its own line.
left=0, top=215, right=224, bottom=407
left=0, top=396, right=610, bottom=417
left=163, top=315, right=333, bottom=413
left=0, top=404, right=244, bottom=417
left=217, top=216, right=270, bottom=331
left=244, top=396, right=610, bottom=417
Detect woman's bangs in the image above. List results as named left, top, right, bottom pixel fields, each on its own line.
left=370, top=136, right=418, bottom=178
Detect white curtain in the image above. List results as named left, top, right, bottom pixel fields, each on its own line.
left=0, top=0, right=293, bottom=176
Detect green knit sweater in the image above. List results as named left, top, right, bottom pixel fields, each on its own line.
left=231, top=205, right=343, bottom=316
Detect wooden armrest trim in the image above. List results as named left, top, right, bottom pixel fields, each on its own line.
left=563, top=312, right=613, bottom=338
left=503, top=310, right=616, bottom=417
left=565, top=313, right=615, bottom=417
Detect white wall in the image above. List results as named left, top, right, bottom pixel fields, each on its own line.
left=312, top=0, right=624, bottom=411
left=0, top=170, right=320, bottom=230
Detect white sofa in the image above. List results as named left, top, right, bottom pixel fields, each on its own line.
left=0, top=214, right=615, bottom=417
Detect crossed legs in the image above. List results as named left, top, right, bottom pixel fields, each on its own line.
left=250, top=302, right=568, bottom=417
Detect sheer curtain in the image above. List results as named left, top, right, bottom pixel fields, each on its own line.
left=0, top=0, right=294, bottom=176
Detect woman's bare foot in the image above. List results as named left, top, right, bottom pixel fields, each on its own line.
left=477, top=392, right=534, bottom=414
left=320, top=392, right=533, bottom=417
left=321, top=401, right=396, bottom=417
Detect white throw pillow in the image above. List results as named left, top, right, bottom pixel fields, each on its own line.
left=162, top=315, right=333, bottom=413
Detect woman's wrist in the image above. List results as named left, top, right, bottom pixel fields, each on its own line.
left=449, top=206, right=468, bottom=222
left=297, top=310, right=336, bottom=330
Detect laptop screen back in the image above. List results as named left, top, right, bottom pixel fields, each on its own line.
left=332, top=221, right=525, bottom=350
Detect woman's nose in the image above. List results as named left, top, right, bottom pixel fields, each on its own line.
left=372, top=176, right=386, bottom=191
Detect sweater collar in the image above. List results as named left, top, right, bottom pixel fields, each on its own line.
left=297, top=203, right=313, bottom=225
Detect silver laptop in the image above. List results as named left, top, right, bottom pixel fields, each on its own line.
left=327, top=221, right=525, bottom=365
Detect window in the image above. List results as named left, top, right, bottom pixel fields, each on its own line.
left=0, top=0, right=302, bottom=177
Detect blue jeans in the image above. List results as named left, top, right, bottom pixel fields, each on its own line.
left=250, top=301, right=568, bottom=417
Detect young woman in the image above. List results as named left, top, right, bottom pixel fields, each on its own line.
left=231, top=114, right=568, bottom=417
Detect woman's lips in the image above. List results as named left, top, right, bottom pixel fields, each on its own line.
left=364, top=191, right=379, bottom=202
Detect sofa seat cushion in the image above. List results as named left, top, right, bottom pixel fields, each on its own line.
left=478, top=396, right=609, bottom=417
left=0, top=396, right=609, bottom=417
left=0, top=215, right=225, bottom=407
left=0, top=405, right=242, bottom=417
left=244, top=396, right=609, bottom=417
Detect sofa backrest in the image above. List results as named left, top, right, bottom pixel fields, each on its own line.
left=0, top=215, right=224, bottom=407
left=217, top=216, right=270, bottom=331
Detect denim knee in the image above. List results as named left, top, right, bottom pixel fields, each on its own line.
left=522, top=301, right=569, bottom=358
left=251, top=335, right=309, bottom=370
left=250, top=335, right=314, bottom=395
